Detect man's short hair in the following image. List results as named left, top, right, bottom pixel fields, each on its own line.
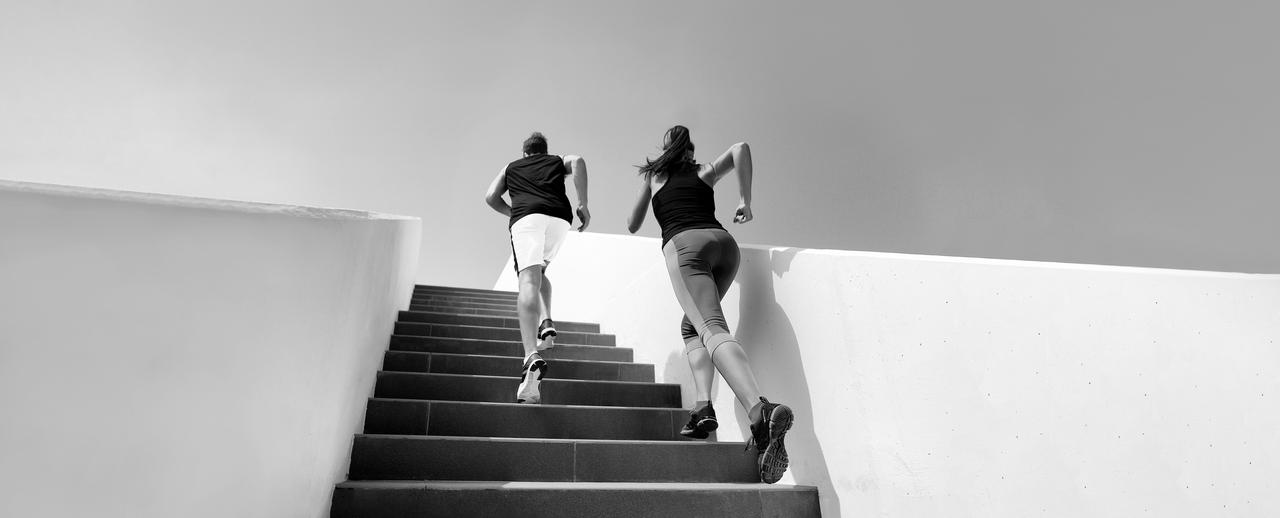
left=523, top=132, right=548, bottom=155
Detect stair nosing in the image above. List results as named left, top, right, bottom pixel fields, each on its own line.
left=355, top=433, right=745, bottom=447
left=390, top=335, right=624, bottom=350
left=377, top=371, right=679, bottom=388
left=396, top=322, right=612, bottom=337
left=399, top=310, right=598, bottom=327
left=336, top=480, right=819, bottom=491
left=385, top=350, right=646, bottom=367
left=370, top=397, right=687, bottom=412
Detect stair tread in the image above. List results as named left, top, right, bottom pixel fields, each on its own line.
left=386, top=351, right=640, bottom=367
left=400, top=310, right=598, bottom=327
left=396, top=321, right=611, bottom=336
left=356, top=433, right=744, bottom=446
left=337, top=480, right=817, bottom=491
left=391, top=335, right=622, bottom=349
left=371, top=397, right=686, bottom=412
left=380, top=371, right=677, bottom=388
left=416, top=284, right=515, bottom=292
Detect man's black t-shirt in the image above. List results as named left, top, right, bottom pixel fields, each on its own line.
left=505, top=154, right=572, bottom=228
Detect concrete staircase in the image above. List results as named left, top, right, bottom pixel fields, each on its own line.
left=331, top=285, right=822, bottom=518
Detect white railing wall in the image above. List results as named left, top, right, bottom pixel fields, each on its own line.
left=0, top=180, right=420, bottom=518
left=496, top=231, right=1280, bottom=518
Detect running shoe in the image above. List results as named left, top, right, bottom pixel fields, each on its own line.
left=536, top=318, right=557, bottom=351
left=679, top=402, right=719, bottom=439
left=515, top=353, right=548, bottom=404
left=747, top=397, right=794, bottom=484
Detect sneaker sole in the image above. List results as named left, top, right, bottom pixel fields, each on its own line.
left=538, top=327, right=557, bottom=340
left=758, top=405, right=793, bottom=484
left=515, top=358, right=548, bottom=404
left=678, top=417, right=719, bottom=439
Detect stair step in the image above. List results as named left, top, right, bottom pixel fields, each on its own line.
left=383, top=351, right=654, bottom=382
left=332, top=480, right=821, bottom=518
left=397, top=311, right=600, bottom=333
left=394, top=322, right=616, bottom=346
left=411, top=291, right=517, bottom=306
left=410, top=294, right=520, bottom=306
left=407, top=296, right=512, bottom=308
left=374, top=372, right=679, bottom=407
left=364, top=399, right=694, bottom=440
left=390, top=336, right=633, bottom=362
left=415, top=285, right=517, bottom=298
left=349, top=435, right=759, bottom=483
left=408, top=304, right=517, bottom=317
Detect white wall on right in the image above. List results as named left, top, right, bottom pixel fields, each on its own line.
left=497, top=232, right=1280, bottom=518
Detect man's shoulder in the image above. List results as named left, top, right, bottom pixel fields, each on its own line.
left=507, top=154, right=563, bottom=168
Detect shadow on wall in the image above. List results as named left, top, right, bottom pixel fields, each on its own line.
left=734, top=247, right=842, bottom=517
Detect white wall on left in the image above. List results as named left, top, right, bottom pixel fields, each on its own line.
left=0, top=180, right=420, bottom=518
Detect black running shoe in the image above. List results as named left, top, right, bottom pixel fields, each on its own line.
left=515, top=353, right=548, bottom=404
left=679, top=402, right=719, bottom=439
left=536, top=318, right=557, bottom=351
left=748, top=397, right=794, bottom=484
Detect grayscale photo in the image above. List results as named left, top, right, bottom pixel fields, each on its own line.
left=2, top=2, right=1277, bottom=517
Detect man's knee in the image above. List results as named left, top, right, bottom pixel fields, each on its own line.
left=517, top=265, right=544, bottom=292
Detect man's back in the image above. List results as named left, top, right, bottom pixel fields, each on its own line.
left=504, top=154, right=572, bottom=228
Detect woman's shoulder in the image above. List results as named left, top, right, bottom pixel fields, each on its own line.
left=649, top=171, right=668, bottom=193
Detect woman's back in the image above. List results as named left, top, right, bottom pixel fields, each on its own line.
left=652, top=166, right=724, bottom=246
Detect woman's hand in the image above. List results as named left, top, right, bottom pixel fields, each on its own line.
left=733, top=202, right=753, bottom=224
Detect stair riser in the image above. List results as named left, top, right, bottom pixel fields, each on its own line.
left=331, top=486, right=822, bottom=518
left=408, top=305, right=517, bottom=317
left=415, top=285, right=516, bottom=297
left=390, top=336, right=634, bottom=362
left=409, top=299, right=515, bottom=311
left=349, top=436, right=759, bottom=483
left=398, top=311, right=599, bottom=333
left=411, top=294, right=519, bottom=306
left=374, top=372, right=680, bottom=408
left=383, top=352, right=654, bottom=382
left=364, top=399, right=689, bottom=440
left=394, top=322, right=616, bottom=346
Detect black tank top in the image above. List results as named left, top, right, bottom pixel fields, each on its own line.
left=505, top=154, right=572, bottom=228
left=652, top=166, right=725, bottom=246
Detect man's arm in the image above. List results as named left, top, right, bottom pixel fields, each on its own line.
left=564, top=155, right=590, bottom=231
left=627, top=176, right=652, bottom=233
left=484, top=167, right=511, bottom=217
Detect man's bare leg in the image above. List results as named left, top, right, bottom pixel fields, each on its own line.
left=537, top=274, right=556, bottom=350
left=515, top=266, right=548, bottom=403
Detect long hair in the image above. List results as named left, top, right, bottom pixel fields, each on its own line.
left=638, top=125, right=697, bottom=177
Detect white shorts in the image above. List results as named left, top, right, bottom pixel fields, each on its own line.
left=510, top=213, right=571, bottom=273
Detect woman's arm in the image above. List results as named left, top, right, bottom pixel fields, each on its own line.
left=626, top=175, right=653, bottom=233
left=701, top=142, right=753, bottom=223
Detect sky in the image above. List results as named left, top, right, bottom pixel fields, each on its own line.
left=3, top=1, right=1278, bottom=288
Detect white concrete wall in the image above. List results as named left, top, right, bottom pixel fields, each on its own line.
left=0, top=180, right=420, bottom=518
left=496, top=231, right=1280, bottom=518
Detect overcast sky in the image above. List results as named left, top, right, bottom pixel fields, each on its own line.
left=3, top=1, right=1278, bottom=288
